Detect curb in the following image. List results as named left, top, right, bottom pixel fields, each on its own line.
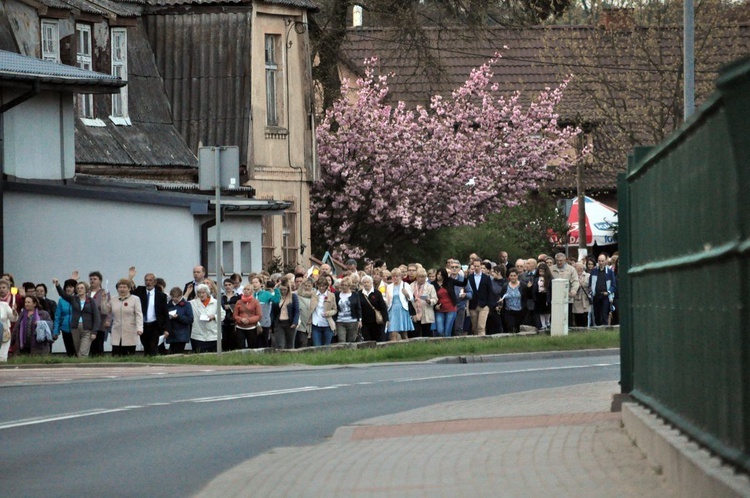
left=430, top=347, right=620, bottom=364
left=622, top=402, right=750, bottom=498
left=0, top=348, right=620, bottom=373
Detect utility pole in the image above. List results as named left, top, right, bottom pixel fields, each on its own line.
left=214, top=147, right=223, bottom=353
left=576, top=132, right=587, bottom=261
left=199, top=146, right=239, bottom=354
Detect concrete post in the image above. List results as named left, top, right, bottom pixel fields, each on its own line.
left=551, top=278, right=570, bottom=336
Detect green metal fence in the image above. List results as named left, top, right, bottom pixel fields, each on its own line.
left=619, top=56, right=750, bottom=472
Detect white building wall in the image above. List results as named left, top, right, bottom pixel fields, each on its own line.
left=4, top=191, right=201, bottom=294
left=2, top=90, right=75, bottom=180
left=206, top=217, right=264, bottom=276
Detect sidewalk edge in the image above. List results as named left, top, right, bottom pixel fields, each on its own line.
left=429, top=347, right=619, bottom=364
left=622, top=402, right=750, bottom=498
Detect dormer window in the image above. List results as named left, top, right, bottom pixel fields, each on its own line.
left=75, top=23, right=96, bottom=122
left=110, top=27, right=130, bottom=125
left=41, top=20, right=60, bottom=62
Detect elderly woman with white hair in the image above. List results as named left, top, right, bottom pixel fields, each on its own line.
left=359, top=275, right=388, bottom=342
left=190, top=283, right=224, bottom=353
left=385, top=268, right=415, bottom=341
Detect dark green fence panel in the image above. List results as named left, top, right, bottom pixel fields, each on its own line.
left=623, top=57, right=750, bottom=471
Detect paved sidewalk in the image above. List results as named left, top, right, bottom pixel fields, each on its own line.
left=196, top=381, right=677, bottom=497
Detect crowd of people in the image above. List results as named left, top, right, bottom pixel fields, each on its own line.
left=0, top=250, right=619, bottom=361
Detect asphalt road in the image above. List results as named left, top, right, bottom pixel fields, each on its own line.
left=0, top=352, right=620, bottom=497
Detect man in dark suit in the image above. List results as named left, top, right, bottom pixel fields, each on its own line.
left=132, top=271, right=168, bottom=356
left=467, top=258, right=494, bottom=336
left=183, top=265, right=206, bottom=301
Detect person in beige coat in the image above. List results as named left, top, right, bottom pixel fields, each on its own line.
left=572, top=262, right=591, bottom=327
left=411, top=268, right=437, bottom=338
left=107, top=278, right=143, bottom=356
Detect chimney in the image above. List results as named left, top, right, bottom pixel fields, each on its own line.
left=599, top=7, right=634, bottom=30
left=353, top=5, right=363, bottom=28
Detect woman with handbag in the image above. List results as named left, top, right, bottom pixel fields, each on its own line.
left=11, top=296, right=53, bottom=356
left=385, top=268, right=414, bottom=341
left=359, top=275, right=388, bottom=342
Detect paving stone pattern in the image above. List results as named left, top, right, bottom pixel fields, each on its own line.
left=197, top=382, right=678, bottom=497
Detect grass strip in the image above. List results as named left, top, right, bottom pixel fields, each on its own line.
left=3, top=329, right=619, bottom=367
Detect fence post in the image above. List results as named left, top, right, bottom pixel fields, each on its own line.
left=618, top=169, right=632, bottom=393
left=550, top=278, right=569, bottom=336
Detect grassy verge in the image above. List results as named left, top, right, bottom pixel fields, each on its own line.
left=3, top=329, right=619, bottom=367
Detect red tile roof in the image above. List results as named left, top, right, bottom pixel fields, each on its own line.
left=340, top=24, right=750, bottom=190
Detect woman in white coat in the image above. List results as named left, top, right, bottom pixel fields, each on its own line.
left=190, top=284, right=224, bottom=353
left=385, top=268, right=414, bottom=341
left=0, top=291, right=18, bottom=361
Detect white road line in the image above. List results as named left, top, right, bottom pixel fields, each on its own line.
left=393, top=363, right=620, bottom=382
left=183, top=386, right=339, bottom=403
left=0, top=407, right=140, bottom=431
left=1, top=362, right=619, bottom=430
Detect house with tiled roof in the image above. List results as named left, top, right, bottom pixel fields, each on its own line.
left=337, top=14, right=750, bottom=202
left=1, top=0, right=319, bottom=284
left=141, top=0, right=320, bottom=269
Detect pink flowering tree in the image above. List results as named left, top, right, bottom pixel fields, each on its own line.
left=312, top=56, right=586, bottom=259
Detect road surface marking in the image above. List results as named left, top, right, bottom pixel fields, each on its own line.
left=0, top=362, right=618, bottom=429
left=183, top=386, right=339, bottom=403
left=393, top=363, right=620, bottom=382
left=0, top=407, right=140, bottom=430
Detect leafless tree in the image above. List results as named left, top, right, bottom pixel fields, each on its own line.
left=310, top=0, right=576, bottom=111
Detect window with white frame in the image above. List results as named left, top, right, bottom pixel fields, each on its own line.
left=261, top=214, right=275, bottom=269
left=41, top=19, right=60, bottom=62
left=110, top=27, right=130, bottom=125
left=265, top=34, right=281, bottom=127
left=282, top=200, right=298, bottom=267
left=76, top=23, right=94, bottom=119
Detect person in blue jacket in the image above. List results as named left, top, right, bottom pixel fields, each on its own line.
left=251, top=276, right=280, bottom=348
left=53, top=279, right=76, bottom=357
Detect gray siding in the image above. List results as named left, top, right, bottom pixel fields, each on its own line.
left=144, top=10, right=252, bottom=161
